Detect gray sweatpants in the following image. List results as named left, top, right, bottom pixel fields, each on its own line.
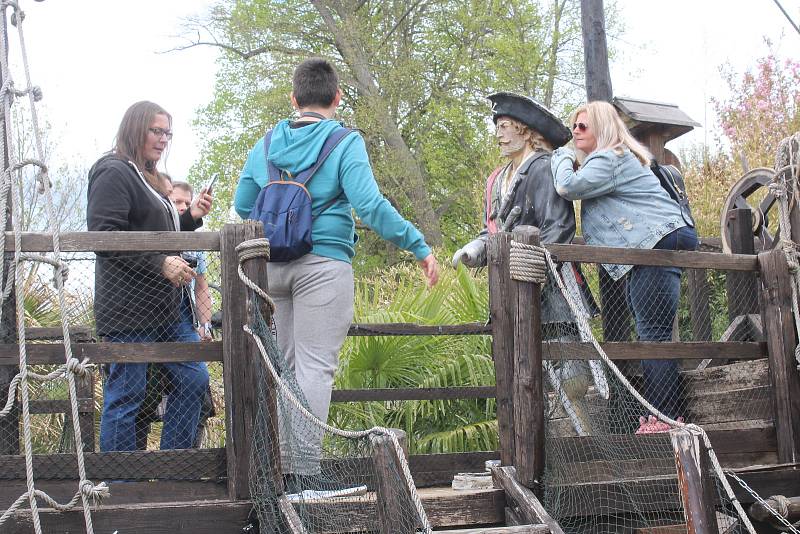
left=267, top=254, right=354, bottom=474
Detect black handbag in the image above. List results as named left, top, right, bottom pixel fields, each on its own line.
left=651, top=160, right=695, bottom=228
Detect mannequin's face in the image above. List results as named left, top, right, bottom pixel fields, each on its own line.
left=495, top=116, right=529, bottom=158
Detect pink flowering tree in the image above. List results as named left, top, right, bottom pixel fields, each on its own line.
left=714, top=46, right=800, bottom=168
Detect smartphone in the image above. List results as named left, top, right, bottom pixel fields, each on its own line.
left=203, top=172, right=220, bottom=194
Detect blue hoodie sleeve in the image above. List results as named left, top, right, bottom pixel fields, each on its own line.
left=234, top=140, right=265, bottom=220
left=339, top=135, right=431, bottom=260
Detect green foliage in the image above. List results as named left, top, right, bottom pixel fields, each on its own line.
left=189, top=0, right=590, bottom=266
left=329, top=263, right=497, bottom=453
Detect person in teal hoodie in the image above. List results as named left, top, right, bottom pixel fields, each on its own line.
left=234, top=58, right=439, bottom=494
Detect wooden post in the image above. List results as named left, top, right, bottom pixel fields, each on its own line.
left=221, top=222, right=265, bottom=500
left=510, top=226, right=544, bottom=490
left=76, top=373, right=94, bottom=452
left=758, top=248, right=800, bottom=463
left=580, top=0, right=613, bottom=102
left=492, top=466, right=565, bottom=534
left=687, top=269, right=712, bottom=342
left=726, top=208, right=759, bottom=324
left=670, top=428, right=719, bottom=533
left=488, top=232, right=516, bottom=467
left=371, top=430, right=415, bottom=534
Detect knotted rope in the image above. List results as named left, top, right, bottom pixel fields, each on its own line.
left=0, top=1, right=101, bottom=531
left=509, top=240, right=547, bottom=283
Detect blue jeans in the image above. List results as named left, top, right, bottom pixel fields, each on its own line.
left=100, top=299, right=209, bottom=451
left=627, top=226, right=698, bottom=419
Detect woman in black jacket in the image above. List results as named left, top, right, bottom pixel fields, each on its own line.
left=87, top=101, right=212, bottom=451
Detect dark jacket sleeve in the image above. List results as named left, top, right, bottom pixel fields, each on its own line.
left=179, top=209, right=202, bottom=231
left=86, top=161, right=166, bottom=273
left=520, top=156, right=576, bottom=245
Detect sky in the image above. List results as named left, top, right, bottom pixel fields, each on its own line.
left=7, top=0, right=800, bottom=183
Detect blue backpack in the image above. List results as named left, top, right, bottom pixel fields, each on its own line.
left=249, top=126, right=353, bottom=262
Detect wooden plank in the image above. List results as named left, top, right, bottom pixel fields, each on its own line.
left=6, top=487, right=507, bottom=533
left=511, top=226, right=545, bottom=489
left=0, top=480, right=228, bottom=508
left=278, top=495, right=309, bottom=534
left=435, top=526, right=549, bottom=533
left=3, top=231, right=220, bottom=252
left=726, top=209, right=759, bottom=323
left=492, top=466, right=565, bottom=534
left=28, top=398, right=93, bottom=414
left=670, top=429, right=719, bottom=533
left=221, top=222, right=264, bottom=500
left=331, top=386, right=495, bottom=402
left=408, top=451, right=500, bottom=487
left=758, top=248, right=800, bottom=463
left=489, top=231, right=516, bottom=467
left=348, top=322, right=492, bottom=336
left=26, top=326, right=93, bottom=342
left=541, top=341, right=765, bottom=361
left=546, top=243, right=759, bottom=271
left=0, top=448, right=226, bottom=480
left=371, top=432, right=414, bottom=533
left=687, top=269, right=712, bottom=342
left=75, top=372, right=95, bottom=452
left=0, top=341, right=223, bottom=365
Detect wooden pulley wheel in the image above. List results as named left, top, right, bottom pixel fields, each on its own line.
left=720, top=167, right=778, bottom=253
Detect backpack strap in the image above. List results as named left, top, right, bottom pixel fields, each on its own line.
left=293, top=127, right=354, bottom=185
left=262, top=130, right=281, bottom=183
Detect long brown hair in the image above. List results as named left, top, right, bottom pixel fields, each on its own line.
left=114, top=101, right=171, bottom=194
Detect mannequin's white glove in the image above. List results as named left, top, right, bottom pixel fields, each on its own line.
left=451, top=239, right=486, bottom=268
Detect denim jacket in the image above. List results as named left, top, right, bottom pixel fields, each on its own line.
left=551, top=147, right=686, bottom=280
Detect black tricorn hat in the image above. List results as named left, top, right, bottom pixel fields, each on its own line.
left=487, top=92, right=572, bottom=148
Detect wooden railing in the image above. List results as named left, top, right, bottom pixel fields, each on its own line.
left=1, top=221, right=798, bottom=507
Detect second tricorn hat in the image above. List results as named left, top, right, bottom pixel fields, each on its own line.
left=487, top=92, right=572, bottom=148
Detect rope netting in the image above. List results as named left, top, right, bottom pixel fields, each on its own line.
left=507, top=243, right=759, bottom=533
left=0, top=1, right=105, bottom=532
left=237, top=240, right=432, bottom=533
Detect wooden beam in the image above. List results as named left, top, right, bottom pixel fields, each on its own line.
left=546, top=243, right=759, bottom=271
left=726, top=209, right=759, bottom=323
left=687, top=269, right=712, bottom=341
left=2, top=231, right=220, bottom=252
left=0, top=341, right=223, bottom=365
left=0, top=448, right=226, bottom=480
left=371, top=431, right=416, bottom=533
left=489, top=231, right=516, bottom=467
left=670, top=429, right=720, bottom=533
left=6, top=487, right=507, bottom=533
left=435, top=527, right=550, bottom=534
left=758, top=248, right=800, bottom=463
left=492, top=466, right=565, bottom=534
left=221, top=222, right=264, bottom=500
left=580, top=0, right=613, bottom=102
left=510, top=226, right=545, bottom=490
left=348, top=322, right=491, bottom=336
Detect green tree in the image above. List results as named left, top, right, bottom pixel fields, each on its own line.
left=181, top=0, right=588, bottom=269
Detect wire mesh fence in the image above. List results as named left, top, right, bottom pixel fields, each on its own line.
left=0, top=249, right=226, bottom=482
left=539, top=256, right=764, bottom=534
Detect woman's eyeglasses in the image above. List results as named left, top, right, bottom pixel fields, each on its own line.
left=572, top=122, right=588, bottom=132
left=148, top=127, right=173, bottom=140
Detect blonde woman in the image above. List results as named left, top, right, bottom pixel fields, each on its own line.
left=551, top=100, right=698, bottom=431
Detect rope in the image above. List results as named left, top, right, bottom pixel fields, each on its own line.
left=725, top=471, right=800, bottom=533
left=237, top=244, right=433, bottom=533
left=509, top=240, right=547, bottom=283
left=538, top=245, right=758, bottom=533
left=0, top=1, right=101, bottom=530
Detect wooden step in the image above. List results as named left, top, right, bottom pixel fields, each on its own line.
left=435, top=525, right=550, bottom=533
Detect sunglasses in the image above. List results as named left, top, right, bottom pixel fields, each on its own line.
left=572, top=122, right=588, bottom=132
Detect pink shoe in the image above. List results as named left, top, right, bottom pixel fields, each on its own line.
left=635, top=415, right=672, bottom=434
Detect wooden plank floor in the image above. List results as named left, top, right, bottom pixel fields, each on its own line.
left=7, top=487, right=507, bottom=534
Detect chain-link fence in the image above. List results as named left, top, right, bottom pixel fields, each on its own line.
left=0, top=248, right=226, bottom=483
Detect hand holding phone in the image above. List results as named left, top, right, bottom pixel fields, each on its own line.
left=203, top=172, right=220, bottom=195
